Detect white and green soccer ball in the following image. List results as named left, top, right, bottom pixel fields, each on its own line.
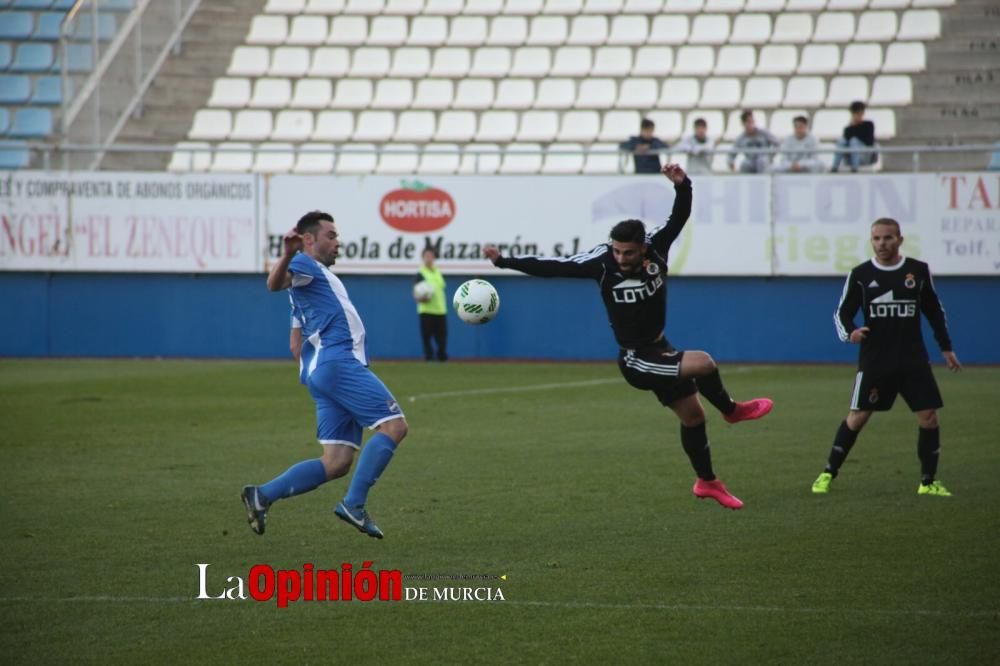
left=453, top=279, right=500, bottom=325
left=413, top=280, right=435, bottom=302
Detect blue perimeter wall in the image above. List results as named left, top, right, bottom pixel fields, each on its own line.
left=1, top=273, right=997, bottom=364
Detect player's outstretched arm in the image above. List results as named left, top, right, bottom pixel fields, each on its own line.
left=267, top=230, right=303, bottom=291
left=648, top=164, right=693, bottom=254
left=484, top=244, right=601, bottom=279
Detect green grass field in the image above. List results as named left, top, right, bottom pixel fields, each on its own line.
left=1, top=359, right=998, bottom=664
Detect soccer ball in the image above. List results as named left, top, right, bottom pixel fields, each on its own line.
left=413, top=280, right=435, bottom=303
left=453, top=279, right=500, bottom=325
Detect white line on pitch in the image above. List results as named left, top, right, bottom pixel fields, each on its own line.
left=407, top=378, right=621, bottom=402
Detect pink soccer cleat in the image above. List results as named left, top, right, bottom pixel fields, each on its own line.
left=723, top=398, right=774, bottom=424
left=692, top=478, right=744, bottom=510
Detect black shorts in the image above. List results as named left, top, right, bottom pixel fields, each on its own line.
left=618, top=338, right=698, bottom=407
left=849, top=362, right=944, bottom=412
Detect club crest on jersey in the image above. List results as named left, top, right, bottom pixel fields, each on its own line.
left=868, top=388, right=880, bottom=404
left=387, top=400, right=400, bottom=414
left=904, top=273, right=916, bottom=289
left=644, top=261, right=660, bottom=276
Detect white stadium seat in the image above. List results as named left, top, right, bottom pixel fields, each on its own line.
left=814, top=13, right=855, bottom=42
left=866, top=108, right=896, bottom=139
left=253, top=143, right=295, bottom=173
left=745, top=0, right=785, bottom=8
left=390, top=47, right=431, bottom=77
left=772, top=13, right=813, bottom=43
left=430, top=48, right=471, bottom=77
left=869, top=0, right=909, bottom=8
left=211, top=143, right=254, bottom=172
left=584, top=0, right=625, bottom=13
left=706, top=0, right=745, bottom=12
left=488, top=16, right=528, bottom=45
left=309, top=47, right=349, bottom=76
left=418, top=143, right=461, bottom=174
left=542, top=142, right=585, bottom=174
left=313, top=111, right=354, bottom=140
left=535, top=79, right=576, bottom=108
left=826, top=75, right=870, bottom=106
left=305, top=0, right=346, bottom=12
left=408, top=16, right=448, bottom=45
left=168, top=142, right=212, bottom=172
left=328, top=16, right=367, bottom=45
left=664, top=0, right=704, bottom=12
left=189, top=110, right=232, bottom=140
left=701, top=77, right=742, bottom=107
left=350, top=47, right=391, bottom=77
left=330, top=79, right=374, bottom=108
left=568, top=16, right=609, bottom=45
left=583, top=143, right=624, bottom=174
left=544, top=0, right=583, bottom=14
left=500, top=143, right=543, bottom=174
left=783, top=76, right=825, bottom=107
left=394, top=110, right=436, bottom=141
left=527, top=17, right=568, bottom=45
left=504, top=0, right=544, bottom=14
left=516, top=110, right=559, bottom=141
left=608, top=16, right=649, bottom=45
left=291, top=78, right=333, bottom=108
left=812, top=109, right=847, bottom=141
left=757, top=44, right=797, bottom=74
left=715, top=45, right=755, bottom=75
left=785, top=0, right=824, bottom=8
left=476, top=111, right=518, bottom=141
left=270, top=47, right=310, bottom=76
left=674, top=45, right=715, bottom=76
left=459, top=144, right=502, bottom=175
left=249, top=78, right=292, bottom=108
left=592, top=47, right=633, bottom=76
left=335, top=143, right=377, bottom=174
left=231, top=110, right=273, bottom=140
left=494, top=78, right=535, bottom=109
left=729, top=14, right=770, bottom=44
left=659, top=78, right=700, bottom=108
left=645, top=110, right=683, bottom=142
left=465, top=0, right=505, bottom=15
left=426, top=0, right=464, bottom=13
left=376, top=144, right=420, bottom=174
left=272, top=110, right=314, bottom=141
left=434, top=110, right=477, bottom=140
left=869, top=75, right=912, bottom=105
left=798, top=44, right=840, bottom=74
left=371, top=79, right=414, bottom=108
left=557, top=110, right=600, bottom=141
left=840, top=43, right=882, bottom=73
left=883, top=42, right=925, bottom=72
left=208, top=78, right=250, bottom=108
left=229, top=47, right=269, bottom=76
left=385, top=0, right=424, bottom=13
left=247, top=16, right=287, bottom=45
left=471, top=48, right=513, bottom=77
left=551, top=47, right=592, bottom=76
left=690, top=14, right=731, bottom=44
left=345, top=0, right=385, bottom=15
left=454, top=78, right=496, bottom=108
left=912, top=0, right=953, bottom=6
left=632, top=46, right=674, bottom=76
left=266, top=0, right=307, bottom=13
left=856, top=11, right=898, bottom=41
left=898, top=10, right=940, bottom=40
left=648, top=16, right=690, bottom=45
left=616, top=78, right=658, bottom=108
left=288, top=16, right=328, bottom=45
left=741, top=77, right=784, bottom=107
left=413, top=79, right=455, bottom=108
left=624, top=0, right=664, bottom=11
left=827, top=0, right=866, bottom=7
left=353, top=110, right=395, bottom=141
left=447, top=17, right=489, bottom=46
left=576, top=78, right=617, bottom=108
left=368, top=17, right=409, bottom=45
left=511, top=47, right=551, bottom=76
left=293, top=143, right=335, bottom=174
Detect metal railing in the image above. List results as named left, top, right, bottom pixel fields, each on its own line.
left=58, top=0, right=202, bottom=171
left=5, top=141, right=998, bottom=174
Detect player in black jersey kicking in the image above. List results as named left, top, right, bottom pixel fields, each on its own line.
left=484, top=164, right=773, bottom=510
left=812, top=218, right=961, bottom=497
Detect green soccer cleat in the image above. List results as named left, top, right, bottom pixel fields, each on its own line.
left=811, top=472, right=834, bottom=494
left=918, top=481, right=952, bottom=497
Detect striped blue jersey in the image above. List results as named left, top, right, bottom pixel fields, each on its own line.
left=289, top=296, right=316, bottom=385
left=288, top=253, right=368, bottom=377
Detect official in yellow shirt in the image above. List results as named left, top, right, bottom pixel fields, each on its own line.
left=414, top=248, right=448, bottom=361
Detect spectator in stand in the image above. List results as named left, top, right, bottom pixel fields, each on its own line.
left=729, top=110, right=779, bottom=174
left=832, top=101, right=878, bottom=173
left=773, top=116, right=825, bottom=174
left=619, top=118, right=669, bottom=174
left=673, top=118, right=716, bottom=175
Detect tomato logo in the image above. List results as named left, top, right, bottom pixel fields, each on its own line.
left=379, top=180, right=456, bottom=233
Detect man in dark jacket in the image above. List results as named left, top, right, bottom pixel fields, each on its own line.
left=832, top=101, right=878, bottom=172
left=619, top=118, right=669, bottom=174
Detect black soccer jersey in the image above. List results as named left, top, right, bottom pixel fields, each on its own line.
left=835, top=256, right=952, bottom=369
left=493, top=178, right=692, bottom=350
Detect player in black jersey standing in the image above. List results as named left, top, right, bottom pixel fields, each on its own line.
left=812, top=218, right=961, bottom=497
left=484, top=164, right=773, bottom=510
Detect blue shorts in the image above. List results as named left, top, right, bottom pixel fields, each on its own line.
left=307, top=359, right=404, bottom=449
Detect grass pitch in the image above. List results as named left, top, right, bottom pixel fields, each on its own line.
left=1, top=359, right=998, bottom=664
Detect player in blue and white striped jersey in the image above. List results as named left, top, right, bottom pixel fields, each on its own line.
left=241, top=211, right=406, bottom=539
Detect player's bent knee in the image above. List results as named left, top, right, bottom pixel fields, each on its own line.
left=378, top=417, right=409, bottom=444
left=918, top=410, right=939, bottom=429
left=846, top=410, right=871, bottom=431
